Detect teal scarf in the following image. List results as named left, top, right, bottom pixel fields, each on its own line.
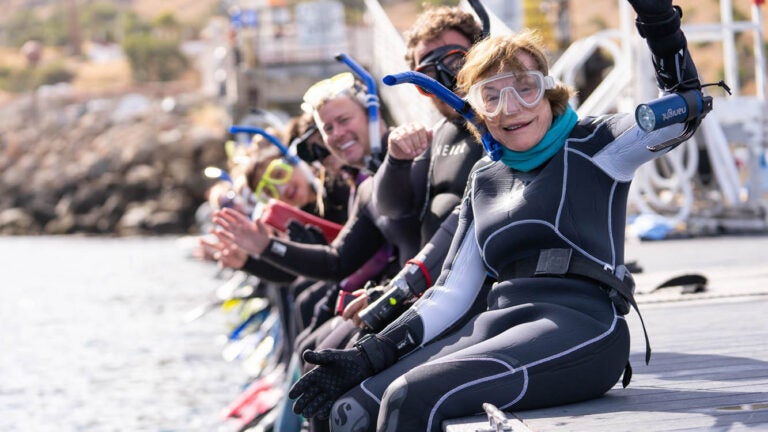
left=499, top=105, right=578, bottom=172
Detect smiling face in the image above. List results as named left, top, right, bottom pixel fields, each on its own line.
left=279, top=168, right=314, bottom=208
left=481, top=52, right=554, bottom=152
left=315, top=96, right=370, bottom=168
left=248, top=157, right=316, bottom=208
left=456, top=32, right=574, bottom=154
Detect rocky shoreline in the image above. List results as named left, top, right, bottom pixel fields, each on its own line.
left=0, top=84, right=228, bottom=236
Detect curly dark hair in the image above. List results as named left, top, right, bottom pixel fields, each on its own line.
left=403, top=5, right=483, bottom=70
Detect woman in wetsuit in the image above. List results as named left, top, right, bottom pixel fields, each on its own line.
left=288, top=1, right=707, bottom=430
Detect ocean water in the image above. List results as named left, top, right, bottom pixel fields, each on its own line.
left=0, top=236, right=252, bottom=432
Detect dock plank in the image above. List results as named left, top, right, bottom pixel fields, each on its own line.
left=445, top=236, right=768, bottom=432
left=445, top=297, right=768, bottom=432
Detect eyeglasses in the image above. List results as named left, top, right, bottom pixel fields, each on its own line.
left=467, top=71, right=555, bottom=118
left=414, top=45, right=467, bottom=96
left=254, top=158, right=294, bottom=202
left=301, top=72, right=362, bottom=113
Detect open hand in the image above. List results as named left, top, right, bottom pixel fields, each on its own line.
left=288, top=347, right=373, bottom=419
left=212, top=208, right=271, bottom=257
left=199, top=234, right=248, bottom=269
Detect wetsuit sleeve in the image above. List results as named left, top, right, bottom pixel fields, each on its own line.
left=592, top=116, right=684, bottom=181
left=372, top=147, right=430, bottom=220
left=399, top=206, right=460, bottom=296
left=375, top=192, right=487, bottom=357
left=240, top=255, right=297, bottom=284
left=257, top=180, right=387, bottom=282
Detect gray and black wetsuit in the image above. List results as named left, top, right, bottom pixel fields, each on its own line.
left=330, top=114, right=683, bottom=432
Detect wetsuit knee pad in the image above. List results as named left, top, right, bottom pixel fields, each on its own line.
left=377, top=376, right=411, bottom=432
left=330, top=397, right=372, bottom=432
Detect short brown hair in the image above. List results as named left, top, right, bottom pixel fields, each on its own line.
left=456, top=31, right=575, bottom=140
left=404, top=5, right=483, bottom=70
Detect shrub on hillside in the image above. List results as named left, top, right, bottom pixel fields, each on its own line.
left=36, top=62, right=75, bottom=86
left=122, top=34, right=189, bottom=83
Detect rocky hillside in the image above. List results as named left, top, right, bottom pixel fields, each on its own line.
left=0, top=86, right=228, bottom=236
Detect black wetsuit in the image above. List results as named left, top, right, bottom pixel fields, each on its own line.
left=374, top=117, right=485, bottom=244
left=329, top=115, right=684, bottom=432
left=372, top=118, right=486, bottom=299
left=311, top=118, right=484, bottom=346
left=296, top=117, right=485, bottom=432
left=257, top=176, right=420, bottom=285
left=239, top=174, right=352, bottom=284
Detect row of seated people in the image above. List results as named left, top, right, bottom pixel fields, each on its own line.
left=196, top=1, right=706, bottom=430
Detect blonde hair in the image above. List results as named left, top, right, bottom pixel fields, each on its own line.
left=456, top=31, right=575, bottom=141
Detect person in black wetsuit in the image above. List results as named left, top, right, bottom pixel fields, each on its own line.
left=343, top=5, right=487, bottom=332
left=288, top=1, right=708, bottom=430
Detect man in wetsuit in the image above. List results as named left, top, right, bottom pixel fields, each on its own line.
left=342, top=6, right=487, bottom=328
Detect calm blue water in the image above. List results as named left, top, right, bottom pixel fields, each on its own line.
left=0, top=236, right=251, bottom=432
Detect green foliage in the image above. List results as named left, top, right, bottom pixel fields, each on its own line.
left=82, top=1, right=121, bottom=44
left=122, top=34, right=189, bottom=82
left=36, top=61, right=75, bottom=86
left=152, top=12, right=180, bottom=29
left=0, top=61, right=73, bottom=92
left=0, top=65, right=53, bottom=93
left=120, top=11, right=154, bottom=36
left=5, top=10, right=52, bottom=47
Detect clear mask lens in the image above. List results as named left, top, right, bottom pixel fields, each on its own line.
left=468, top=71, right=555, bottom=117
left=414, top=45, right=467, bottom=96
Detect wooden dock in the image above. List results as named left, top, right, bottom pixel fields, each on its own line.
left=445, top=234, right=768, bottom=431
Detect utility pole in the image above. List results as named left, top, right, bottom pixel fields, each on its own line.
left=556, top=0, right=570, bottom=52
left=68, top=0, right=82, bottom=56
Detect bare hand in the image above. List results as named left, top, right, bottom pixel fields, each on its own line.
left=200, top=235, right=249, bottom=269
left=341, top=289, right=369, bottom=327
left=212, top=208, right=272, bottom=257
left=387, top=122, right=432, bottom=160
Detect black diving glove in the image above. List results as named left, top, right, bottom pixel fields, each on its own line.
left=628, top=0, right=700, bottom=92
left=287, top=220, right=328, bottom=245
left=628, top=0, right=675, bottom=19
left=288, top=334, right=397, bottom=419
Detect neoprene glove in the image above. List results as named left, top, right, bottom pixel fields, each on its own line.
left=289, top=347, right=373, bottom=419
left=289, top=334, right=397, bottom=419
left=287, top=221, right=328, bottom=245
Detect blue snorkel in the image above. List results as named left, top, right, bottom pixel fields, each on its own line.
left=382, top=71, right=503, bottom=161
left=228, top=125, right=324, bottom=194
left=335, top=53, right=383, bottom=173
